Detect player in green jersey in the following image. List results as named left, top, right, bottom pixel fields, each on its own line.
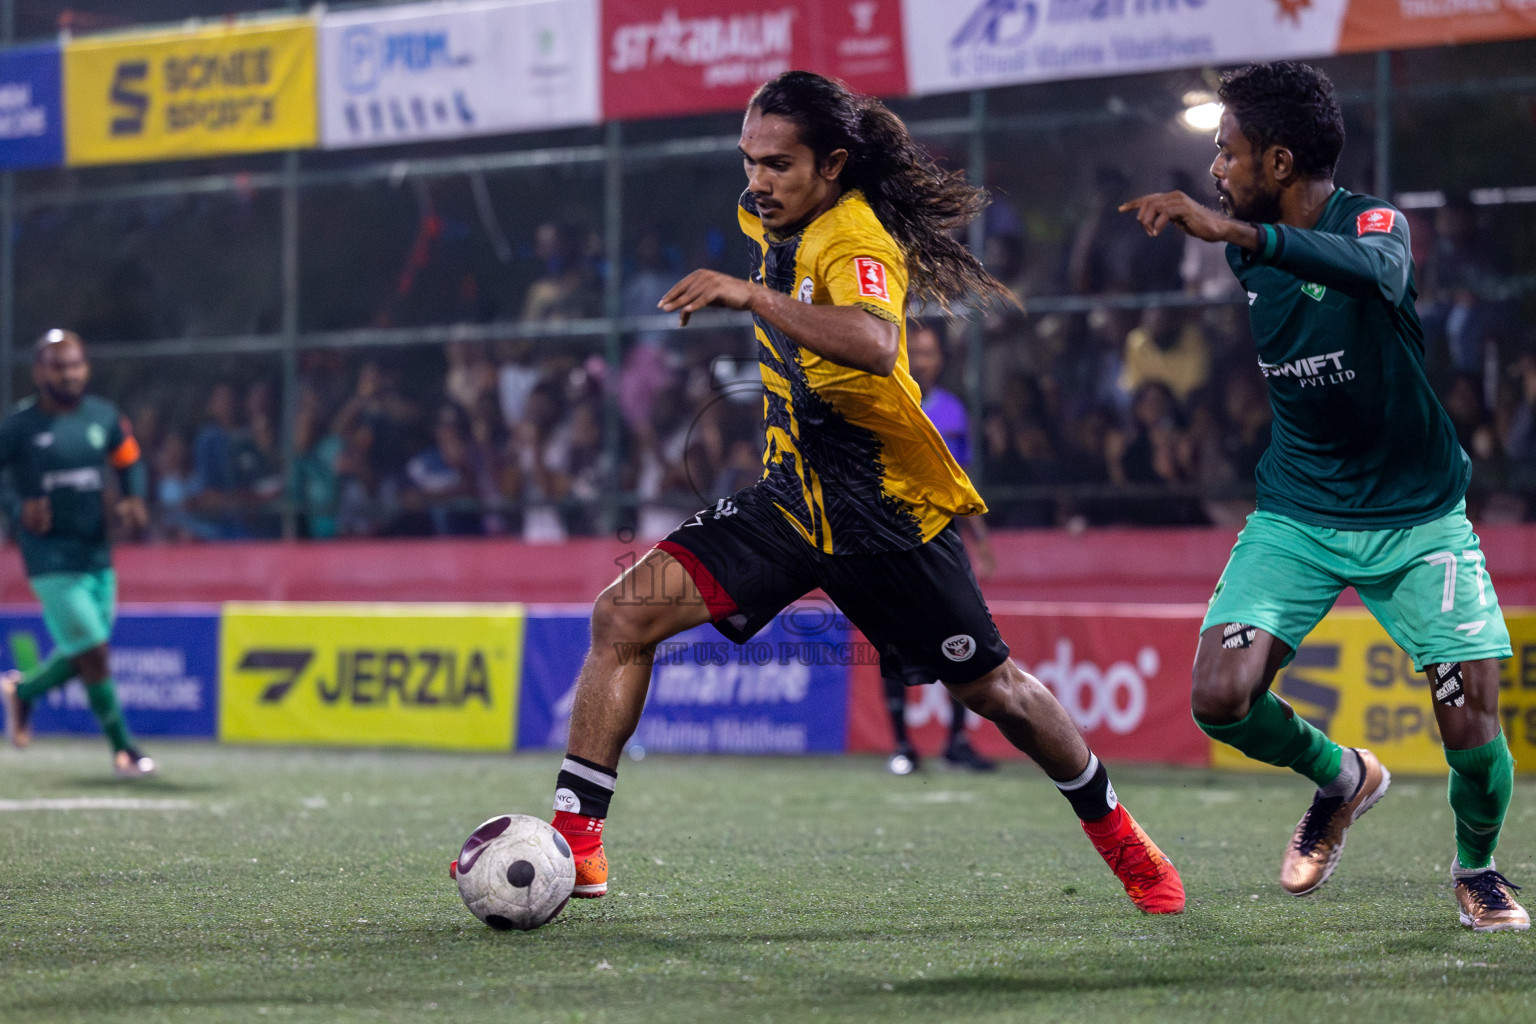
left=1122, top=62, right=1525, bottom=931
left=0, top=330, right=156, bottom=777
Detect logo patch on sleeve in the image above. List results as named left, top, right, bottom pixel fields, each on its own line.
left=1356, top=208, right=1396, bottom=235
left=854, top=257, right=890, bottom=302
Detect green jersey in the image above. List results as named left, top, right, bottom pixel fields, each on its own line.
left=1227, top=188, right=1467, bottom=529
left=0, top=395, right=145, bottom=576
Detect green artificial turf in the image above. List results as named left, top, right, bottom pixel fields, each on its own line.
left=2, top=742, right=1534, bottom=1023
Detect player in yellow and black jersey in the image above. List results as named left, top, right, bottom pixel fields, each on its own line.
left=532, top=72, right=1185, bottom=916
left=736, top=184, right=983, bottom=554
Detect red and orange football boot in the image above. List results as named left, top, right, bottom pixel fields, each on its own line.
left=554, top=811, right=608, bottom=898
left=1083, top=804, right=1186, bottom=914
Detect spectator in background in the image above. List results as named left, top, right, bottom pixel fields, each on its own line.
left=230, top=380, right=282, bottom=538
left=1420, top=199, right=1509, bottom=379
left=883, top=321, right=996, bottom=776
left=541, top=399, right=608, bottom=539
left=401, top=404, right=485, bottom=536
left=631, top=380, right=699, bottom=541
left=152, top=431, right=220, bottom=542
left=495, top=338, right=542, bottom=428
left=1069, top=166, right=1145, bottom=295
left=1118, top=305, right=1212, bottom=406
left=190, top=382, right=242, bottom=538
left=981, top=370, right=1065, bottom=527
left=619, top=228, right=680, bottom=435
left=1443, top=371, right=1506, bottom=519
left=445, top=341, right=498, bottom=415
left=516, top=380, right=573, bottom=542
left=331, top=359, right=419, bottom=523
left=1106, top=381, right=1201, bottom=525
left=289, top=387, right=343, bottom=540
left=522, top=221, right=601, bottom=323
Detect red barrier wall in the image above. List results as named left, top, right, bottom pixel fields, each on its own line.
left=846, top=603, right=1210, bottom=764
left=6, top=522, right=1536, bottom=606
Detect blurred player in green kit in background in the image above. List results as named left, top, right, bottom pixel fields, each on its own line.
left=0, top=330, right=156, bottom=777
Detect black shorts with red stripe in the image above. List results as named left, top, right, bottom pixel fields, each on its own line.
left=656, top=485, right=1008, bottom=686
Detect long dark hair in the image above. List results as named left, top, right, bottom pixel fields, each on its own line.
left=749, top=71, right=1013, bottom=310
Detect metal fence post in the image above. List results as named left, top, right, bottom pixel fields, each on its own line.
left=280, top=149, right=300, bottom=539
left=1375, top=50, right=1393, bottom=201
left=603, top=119, right=625, bottom=533
left=965, top=90, right=988, bottom=491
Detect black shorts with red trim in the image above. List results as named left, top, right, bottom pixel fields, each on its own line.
left=656, top=485, right=1008, bottom=686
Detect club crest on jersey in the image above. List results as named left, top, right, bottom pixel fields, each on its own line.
left=854, top=257, right=889, bottom=301
left=87, top=424, right=106, bottom=449
left=797, top=276, right=814, bottom=303
left=1356, top=208, right=1396, bottom=235
left=941, top=634, right=975, bottom=662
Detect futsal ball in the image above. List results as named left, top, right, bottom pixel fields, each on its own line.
left=453, top=814, right=575, bottom=930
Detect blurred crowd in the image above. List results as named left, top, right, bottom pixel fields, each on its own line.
left=16, top=163, right=1536, bottom=541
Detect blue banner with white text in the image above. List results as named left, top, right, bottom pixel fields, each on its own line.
left=0, top=44, right=64, bottom=169
left=0, top=610, right=219, bottom=738
left=517, top=605, right=851, bottom=754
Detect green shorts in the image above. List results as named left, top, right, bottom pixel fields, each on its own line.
left=29, top=569, right=117, bottom=659
left=1203, top=502, right=1512, bottom=672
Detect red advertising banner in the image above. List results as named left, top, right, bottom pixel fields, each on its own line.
left=1339, top=0, right=1536, bottom=53
left=602, top=0, right=907, bottom=122
left=847, top=602, right=1209, bottom=766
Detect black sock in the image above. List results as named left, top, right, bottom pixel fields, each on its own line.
left=882, top=675, right=909, bottom=746
left=1054, top=753, right=1118, bottom=822
left=947, top=696, right=968, bottom=746
left=553, top=754, right=617, bottom=819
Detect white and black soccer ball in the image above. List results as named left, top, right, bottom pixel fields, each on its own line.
left=453, top=814, right=575, bottom=931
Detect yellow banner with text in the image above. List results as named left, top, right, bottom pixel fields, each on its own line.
left=1212, top=609, right=1536, bottom=775
left=220, top=603, right=523, bottom=751
left=64, top=18, right=316, bottom=166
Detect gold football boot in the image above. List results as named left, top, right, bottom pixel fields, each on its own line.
left=1454, top=863, right=1531, bottom=932
left=1279, top=748, right=1390, bottom=895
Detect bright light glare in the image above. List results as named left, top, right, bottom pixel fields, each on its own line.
left=1182, top=102, right=1223, bottom=132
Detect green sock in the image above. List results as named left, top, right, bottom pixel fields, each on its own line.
left=84, top=680, right=134, bottom=753
left=16, top=654, right=76, bottom=702
left=1445, top=732, right=1514, bottom=871
left=1196, top=691, right=1344, bottom=788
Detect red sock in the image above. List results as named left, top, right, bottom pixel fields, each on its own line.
left=553, top=810, right=605, bottom=858
left=1081, top=804, right=1130, bottom=844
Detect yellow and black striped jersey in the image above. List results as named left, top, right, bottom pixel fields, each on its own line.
left=738, top=187, right=986, bottom=554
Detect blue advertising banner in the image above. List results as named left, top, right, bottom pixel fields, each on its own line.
left=518, top=605, right=851, bottom=754
left=0, top=44, right=64, bottom=170
left=0, top=609, right=219, bottom=738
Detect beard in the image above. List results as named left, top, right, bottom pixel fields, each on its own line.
left=1227, top=184, right=1283, bottom=225
left=41, top=381, right=85, bottom=407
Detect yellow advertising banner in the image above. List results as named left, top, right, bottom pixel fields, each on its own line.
left=220, top=603, right=524, bottom=751
left=64, top=17, right=316, bottom=166
left=1212, top=609, right=1536, bottom=775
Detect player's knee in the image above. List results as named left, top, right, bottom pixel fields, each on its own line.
left=1190, top=654, right=1259, bottom=724
left=590, top=580, right=672, bottom=648
left=72, top=645, right=110, bottom=685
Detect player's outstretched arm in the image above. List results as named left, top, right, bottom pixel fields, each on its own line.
left=660, top=269, right=899, bottom=376
left=1119, top=191, right=1261, bottom=250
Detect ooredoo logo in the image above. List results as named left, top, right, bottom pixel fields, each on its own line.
left=1022, top=638, right=1154, bottom=735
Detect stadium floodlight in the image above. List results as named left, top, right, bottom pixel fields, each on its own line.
left=1181, top=100, right=1223, bottom=133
